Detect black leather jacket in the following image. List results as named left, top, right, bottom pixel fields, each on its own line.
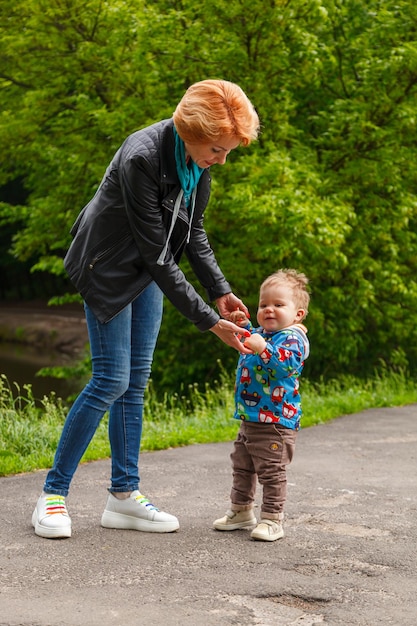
left=64, top=119, right=231, bottom=328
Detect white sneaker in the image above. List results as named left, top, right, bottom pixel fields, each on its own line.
left=101, top=491, right=179, bottom=533
left=32, top=493, right=72, bottom=539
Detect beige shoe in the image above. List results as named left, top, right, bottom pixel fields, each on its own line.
left=251, top=518, right=284, bottom=542
left=213, top=508, right=256, bottom=531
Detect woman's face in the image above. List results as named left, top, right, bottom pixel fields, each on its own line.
left=184, top=135, right=240, bottom=168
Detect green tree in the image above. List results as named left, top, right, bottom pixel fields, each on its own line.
left=153, top=0, right=417, bottom=386
left=1, top=0, right=417, bottom=392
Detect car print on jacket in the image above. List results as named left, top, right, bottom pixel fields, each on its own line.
left=233, top=324, right=309, bottom=431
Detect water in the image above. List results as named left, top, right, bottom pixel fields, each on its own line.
left=0, top=301, right=87, bottom=403
left=0, top=342, right=83, bottom=401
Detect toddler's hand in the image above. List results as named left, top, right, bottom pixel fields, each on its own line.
left=243, top=333, right=267, bottom=354
left=230, top=309, right=250, bottom=327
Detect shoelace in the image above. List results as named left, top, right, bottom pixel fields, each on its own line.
left=134, top=493, right=159, bottom=511
left=45, top=495, right=68, bottom=516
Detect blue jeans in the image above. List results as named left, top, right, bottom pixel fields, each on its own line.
left=43, top=282, right=163, bottom=496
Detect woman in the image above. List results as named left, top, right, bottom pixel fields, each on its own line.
left=32, top=79, right=260, bottom=539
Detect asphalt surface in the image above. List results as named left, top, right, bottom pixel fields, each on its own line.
left=1, top=405, right=416, bottom=626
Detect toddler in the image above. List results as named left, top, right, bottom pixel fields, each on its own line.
left=213, top=269, right=310, bottom=541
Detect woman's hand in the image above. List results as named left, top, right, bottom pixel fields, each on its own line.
left=209, top=319, right=252, bottom=353
left=215, top=293, right=250, bottom=320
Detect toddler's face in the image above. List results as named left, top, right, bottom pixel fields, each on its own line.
left=257, top=283, right=304, bottom=332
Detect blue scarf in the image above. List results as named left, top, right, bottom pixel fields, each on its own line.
left=173, top=126, right=204, bottom=207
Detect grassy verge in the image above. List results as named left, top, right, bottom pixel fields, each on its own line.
left=1, top=370, right=416, bottom=477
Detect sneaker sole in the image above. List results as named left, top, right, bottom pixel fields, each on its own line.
left=101, top=511, right=179, bottom=533
left=250, top=529, right=284, bottom=541
left=32, top=511, right=72, bottom=539
left=213, top=518, right=257, bottom=531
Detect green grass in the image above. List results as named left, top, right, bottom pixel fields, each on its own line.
left=1, top=370, right=416, bottom=477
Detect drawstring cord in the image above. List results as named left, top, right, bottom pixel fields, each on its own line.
left=157, top=189, right=183, bottom=266
left=157, top=187, right=197, bottom=266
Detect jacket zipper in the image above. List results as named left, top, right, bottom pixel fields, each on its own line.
left=88, top=234, right=131, bottom=270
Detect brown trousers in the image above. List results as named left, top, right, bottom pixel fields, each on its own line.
left=230, top=421, right=297, bottom=519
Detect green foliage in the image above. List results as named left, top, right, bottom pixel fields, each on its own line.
left=1, top=0, right=417, bottom=391
left=0, top=375, right=68, bottom=474
left=1, top=370, right=417, bottom=477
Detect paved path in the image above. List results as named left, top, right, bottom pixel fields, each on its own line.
left=1, top=405, right=416, bottom=625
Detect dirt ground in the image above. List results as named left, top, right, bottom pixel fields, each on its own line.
left=0, top=300, right=88, bottom=357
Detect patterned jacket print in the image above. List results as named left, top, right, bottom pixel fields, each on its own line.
left=234, top=324, right=310, bottom=430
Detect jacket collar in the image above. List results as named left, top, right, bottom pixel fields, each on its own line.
left=160, top=119, right=179, bottom=185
